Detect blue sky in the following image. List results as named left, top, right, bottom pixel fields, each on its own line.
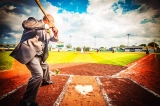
left=47, top=0, right=89, bottom=13
left=0, top=0, right=160, bottom=48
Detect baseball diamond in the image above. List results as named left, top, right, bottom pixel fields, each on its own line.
left=0, top=53, right=160, bottom=106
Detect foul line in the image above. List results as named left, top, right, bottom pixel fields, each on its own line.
left=111, top=62, right=137, bottom=77
left=112, top=54, right=152, bottom=78
left=128, top=78, right=160, bottom=98
left=111, top=54, right=160, bottom=98
left=1, top=54, right=158, bottom=105
left=96, top=76, right=160, bottom=99
left=0, top=83, right=27, bottom=100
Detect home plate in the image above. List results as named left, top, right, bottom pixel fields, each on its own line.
left=75, top=85, right=93, bottom=95
left=60, top=75, right=106, bottom=106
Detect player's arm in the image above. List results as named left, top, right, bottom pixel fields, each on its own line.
left=22, top=17, right=50, bottom=30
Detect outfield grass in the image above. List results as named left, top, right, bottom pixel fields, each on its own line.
left=0, top=51, right=14, bottom=70
left=47, top=51, right=146, bottom=66
left=0, top=51, right=147, bottom=71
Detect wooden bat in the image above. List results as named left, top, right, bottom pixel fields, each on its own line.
left=35, top=0, right=58, bottom=40
left=35, top=0, right=50, bottom=22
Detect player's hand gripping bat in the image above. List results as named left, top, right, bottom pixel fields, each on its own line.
left=35, top=0, right=58, bottom=40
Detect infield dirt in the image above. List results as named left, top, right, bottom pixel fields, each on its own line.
left=0, top=54, right=160, bottom=106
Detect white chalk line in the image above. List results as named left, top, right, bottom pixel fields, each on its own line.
left=109, top=54, right=160, bottom=98
left=112, top=54, right=152, bottom=78
left=95, top=76, right=112, bottom=106
left=128, top=78, right=160, bottom=98
left=0, top=74, right=73, bottom=101
left=53, top=75, right=74, bottom=106
left=0, top=83, right=27, bottom=100
left=111, top=62, right=137, bottom=77
left=93, top=54, right=160, bottom=106
left=98, top=76, right=160, bottom=98
left=0, top=54, right=158, bottom=105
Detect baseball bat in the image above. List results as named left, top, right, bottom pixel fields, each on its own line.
left=35, top=0, right=50, bottom=22
left=35, top=0, right=58, bottom=40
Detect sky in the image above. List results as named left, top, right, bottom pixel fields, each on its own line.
left=0, top=0, right=160, bottom=48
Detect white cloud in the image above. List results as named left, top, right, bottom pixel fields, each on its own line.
left=8, top=5, right=16, bottom=10
left=2, top=0, right=159, bottom=46
left=24, top=8, right=31, bottom=14
left=0, top=9, right=27, bottom=33
left=9, top=32, right=21, bottom=38
left=4, top=37, right=9, bottom=39
left=87, top=0, right=119, bottom=14
left=49, top=0, right=159, bottom=48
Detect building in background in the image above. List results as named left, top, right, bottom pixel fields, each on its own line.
left=125, top=46, right=143, bottom=52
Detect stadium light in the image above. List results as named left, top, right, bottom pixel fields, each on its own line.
left=94, top=36, right=96, bottom=48
left=127, top=34, right=130, bottom=47
left=69, top=35, right=72, bottom=45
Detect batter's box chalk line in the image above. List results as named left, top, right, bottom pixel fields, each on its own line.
left=53, top=75, right=74, bottom=106
left=95, top=76, right=112, bottom=106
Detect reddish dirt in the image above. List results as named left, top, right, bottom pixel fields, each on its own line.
left=100, top=78, right=160, bottom=106
left=0, top=60, right=30, bottom=96
left=119, top=54, right=160, bottom=95
left=49, top=63, right=127, bottom=76
left=0, top=53, right=160, bottom=106
left=60, top=75, right=106, bottom=106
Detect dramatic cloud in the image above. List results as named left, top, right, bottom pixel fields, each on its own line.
left=0, top=0, right=160, bottom=47
left=133, top=0, right=160, bottom=10
left=0, top=0, right=56, bottom=44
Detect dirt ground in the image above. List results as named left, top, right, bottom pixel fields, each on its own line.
left=0, top=53, right=160, bottom=106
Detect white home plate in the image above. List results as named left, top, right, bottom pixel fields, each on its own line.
left=60, top=75, right=106, bottom=106
left=75, top=85, right=93, bottom=95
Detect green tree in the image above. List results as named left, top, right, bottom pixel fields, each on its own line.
left=85, top=47, right=90, bottom=51
left=120, top=44, right=125, bottom=47
left=76, top=47, right=81, bottom=51
left=148, top=42, right=159, bottom=48
left=99, top=47, right=106, bottom=51
left=139, top=44, right=146, bottom=47
left=66, top=44, right=72, bottom=48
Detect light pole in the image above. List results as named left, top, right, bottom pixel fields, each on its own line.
left=127, top=34, right=130, bottom=47
left=94, top=36, right=96, bottom=48
left=154, top=39, right=156, bottom=52
left=69, top=35, right=72, bottom=48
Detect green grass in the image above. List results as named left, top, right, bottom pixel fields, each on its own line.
left=0, top=51, right=14, bottom=70
left=47, top=51, right=146, bottom=66
left=89, top=52, right=146, bottom=66
left=0, top=51, right=147, bottom=71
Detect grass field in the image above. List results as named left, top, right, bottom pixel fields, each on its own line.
left=0, top=51, right=14, bottom=70
left=0, top=51, right=151, bottom=71
left=47, top=51, right=146, bottom=66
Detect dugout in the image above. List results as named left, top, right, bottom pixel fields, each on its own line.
left=125, top=46, right=143, bottom=52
